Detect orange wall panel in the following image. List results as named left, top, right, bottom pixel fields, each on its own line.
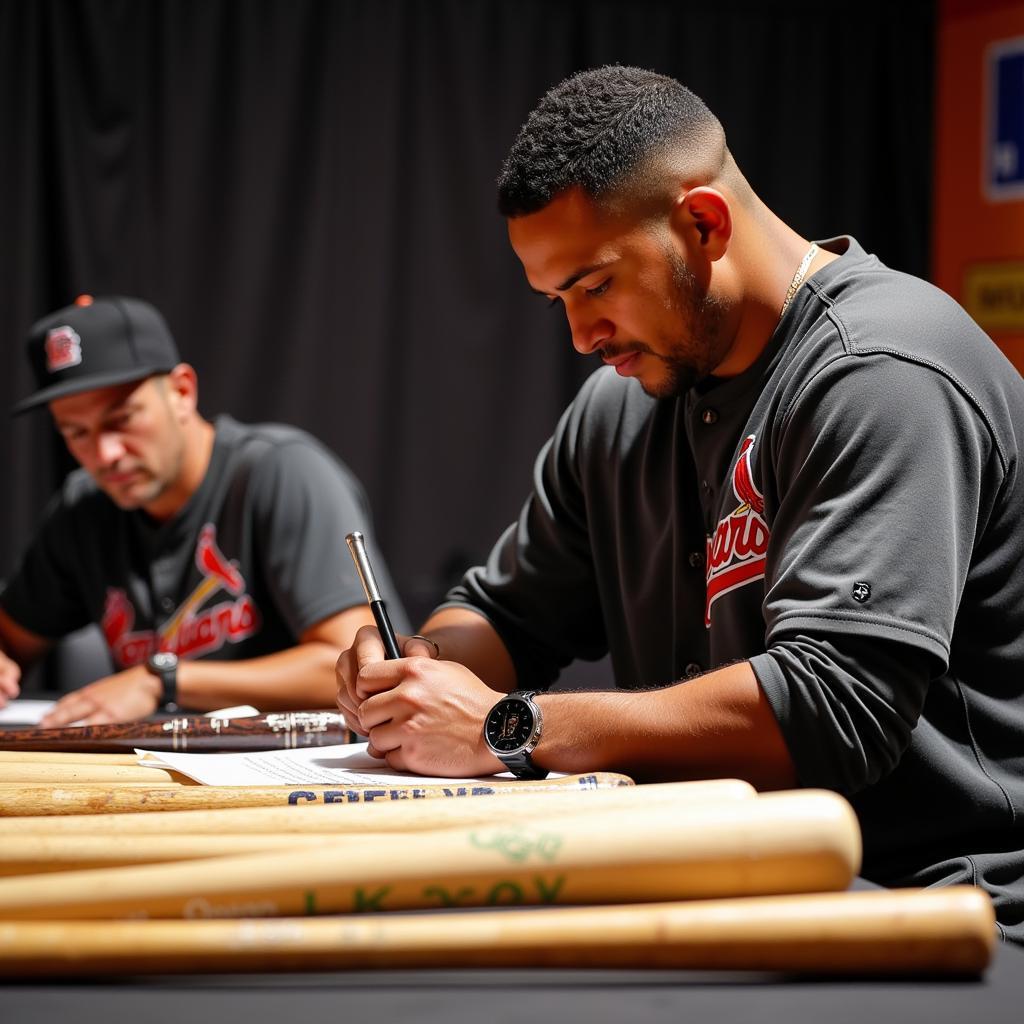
left=933, top=0, right=1024, bottom=373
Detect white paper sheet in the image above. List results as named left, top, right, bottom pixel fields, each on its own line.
left=205, top=705, right=260, bottom=719
left=136, top=740, right=529, bottom=787
left=0, top=701, right=260, bottom=727
left=0, top=699, right=58, bottom=725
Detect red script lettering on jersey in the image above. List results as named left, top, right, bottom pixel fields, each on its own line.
left=704, top=435, right=769, bottom=627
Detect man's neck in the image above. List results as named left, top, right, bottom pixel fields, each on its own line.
left=713, top=208, right=840, bottom=379
left=143, top=417, right=216, bottom=523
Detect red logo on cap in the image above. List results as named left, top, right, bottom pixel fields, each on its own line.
left=44, top=325, right=83, bottom=374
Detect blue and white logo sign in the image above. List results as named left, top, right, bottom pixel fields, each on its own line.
left=987, top=36, right=1024, bottom=201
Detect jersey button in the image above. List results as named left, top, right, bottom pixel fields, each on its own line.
left=688, top=551, right=704, bottom=569
left=160, top=597, right=175, bottom=613
left=701, top=408, right=718, bottom=425
left=684, top=662, right=704, bottom=678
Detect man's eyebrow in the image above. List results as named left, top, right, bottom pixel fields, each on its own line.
left=529, top=261, right=615, bottom=297
left=54, top=395, right=137, bottom=429
left=554, top=262, right=614, bottom=293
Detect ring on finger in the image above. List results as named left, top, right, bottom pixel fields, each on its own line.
left=407, top=634, right=441, bottom=659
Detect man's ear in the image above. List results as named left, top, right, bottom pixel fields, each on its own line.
left=670, top=186, right=732, bottom=260
left=164, top=363, right=199, bottom=419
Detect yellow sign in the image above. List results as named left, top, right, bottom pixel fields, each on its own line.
left=964, top=262, right=1024, bottom=331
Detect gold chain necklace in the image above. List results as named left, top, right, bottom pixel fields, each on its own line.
left=780, top=242, right=819, bottom=317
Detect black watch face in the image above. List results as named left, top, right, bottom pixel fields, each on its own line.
left=486, top=699, right=535, bottom=753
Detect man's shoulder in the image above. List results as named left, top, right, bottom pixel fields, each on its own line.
left=816, top=244, right=1011, bottom=380
left=27, top=468, right=117, bottom=542
left=786, top=243, right=1024, bottom=436
left=215, top=415, right=326, bottom=454
left=214, top=416, right=348, bottom=473
left=211, top=415, right=365, bottom=499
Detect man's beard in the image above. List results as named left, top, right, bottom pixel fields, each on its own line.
left=99, top=469, right=169, bottom=510
left=642, top=249, right=729, bottom=400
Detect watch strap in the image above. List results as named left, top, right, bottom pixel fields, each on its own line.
left=147, top=652, right=179, bottom=712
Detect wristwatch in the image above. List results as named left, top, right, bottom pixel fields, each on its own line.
left=483, top=690, right=548, bottom=779
left=146, top=650, right=180, bottom=712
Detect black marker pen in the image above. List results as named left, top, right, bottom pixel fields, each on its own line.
left=345, top=531, right=402, bottom=660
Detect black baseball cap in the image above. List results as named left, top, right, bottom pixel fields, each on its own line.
left=12, top=294, right=181, bottom=415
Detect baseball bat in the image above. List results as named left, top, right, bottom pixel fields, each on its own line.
left=0, top=751, right=141, bottom=765
left=0, top=789, right=861, bottom=919
left=0, top=833, right=359, bottom=875
left=0, top=781, right=175, bottom=790
left=0, top=887, right=994, bottom=977
left=0, top=771, right=635, bottom=816
left=0, top=710, right=350, bottom=753
left=0, top=763, right=192, bottom=785
left=0, top=780, right=755, bottom=835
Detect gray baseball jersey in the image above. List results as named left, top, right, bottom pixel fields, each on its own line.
left=443, top=237, right=1024, bottom=943
left=1, top=416, right=405, bottom=667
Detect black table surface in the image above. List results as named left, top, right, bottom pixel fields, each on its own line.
left=3, top=944, right=1021, bottom=1024
left=3, top=939, right=1022, bottom=1024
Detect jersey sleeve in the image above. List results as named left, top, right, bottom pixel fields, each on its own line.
left=0, top=488, right=93, bottom=639
left=245, top=440, right=405, bottom=637
left=751, top=633, right=931, bottom=794
left=754, top=353, right=1000, bottom=791
left=441, top=378, right=609, bottom=689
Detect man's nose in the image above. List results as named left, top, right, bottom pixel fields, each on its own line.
left=566, top=307, right=614, bottom=355
left=95, top=432, right=126, bottom=465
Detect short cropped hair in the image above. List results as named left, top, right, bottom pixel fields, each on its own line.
left=497, top=65, right=724, bottom=218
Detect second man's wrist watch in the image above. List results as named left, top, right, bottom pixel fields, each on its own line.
left=483, top=690, right=548, bottom=780
left=146, top=650, right=180, bottom=712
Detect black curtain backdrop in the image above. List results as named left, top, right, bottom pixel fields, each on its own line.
left=0, top=0, right=935, bottom=656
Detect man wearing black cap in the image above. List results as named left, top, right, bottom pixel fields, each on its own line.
left=0, top=294, right=402, bottom=725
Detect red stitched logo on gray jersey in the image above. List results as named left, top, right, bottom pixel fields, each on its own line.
left=704, top=434, right=769, bottom=627
left=101, top=524, right=261, bottom=666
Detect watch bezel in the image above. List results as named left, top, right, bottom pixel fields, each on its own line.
left=483, top=691, right=547, bottom=779
left=148, top=651, right=178, bottom=674
left=484, top=691, right=543, bottom=757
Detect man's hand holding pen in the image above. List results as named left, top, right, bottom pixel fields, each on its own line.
left=335, top=626, right=440, bottom=732
left=335, top=625, right=504, bottom=778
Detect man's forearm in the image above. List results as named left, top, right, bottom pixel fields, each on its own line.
left=175, top=642, right=342, bottom=711
left=529, top=661, right=797, bottom=790
left=417, top=606, right=519, bottom=693
left=178, top=604, right=379, bottom=712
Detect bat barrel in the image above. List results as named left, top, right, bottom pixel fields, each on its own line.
left=0, top=887, right=995, bottom=977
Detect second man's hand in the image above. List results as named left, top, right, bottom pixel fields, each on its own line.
left=0, top=649, right=21, bottom=709
left=37, top=665, right=162, bottom=728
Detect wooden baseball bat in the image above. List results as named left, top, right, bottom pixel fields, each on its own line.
left=0, top=789, right=861, bottom=919
left=0, top=763, right=192, bottom=785
left=0, top=781, right=175, bottom=789
left=0, top=710, right=350, bottom=753
left=0, top=771, right=636, bottom=816
left=0, top=751, right=140, bottom=765
left=0, top=833, right=361, bottom=875
left=0, top=780, right=755, bottom=836
left=0, top=887, right=994, bottom=976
